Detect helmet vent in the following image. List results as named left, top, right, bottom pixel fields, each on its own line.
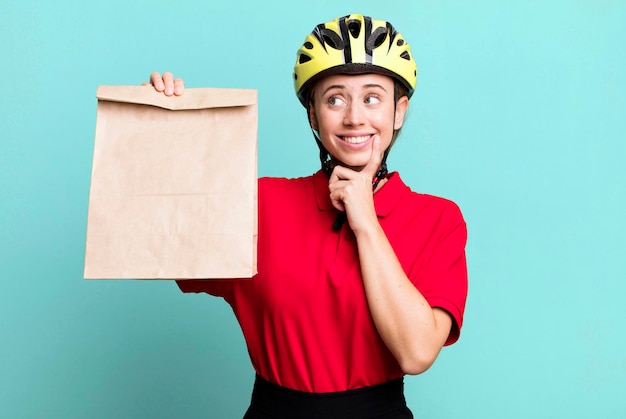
left=367, top=27, right=388, bottom=50
left=400, top=51, right=411, bottom=61
left=299, top=53, right=312, bottom=64
left=347, top=19, right=361, bottom=38
left=321, top=28, right=344, bottom=50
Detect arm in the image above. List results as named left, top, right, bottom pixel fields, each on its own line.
left=328, top=137, right=453, bottom=375
left=354, top=215, right=452, bottom=375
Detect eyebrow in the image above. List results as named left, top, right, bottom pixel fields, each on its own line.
left=321, top=83, right=388, bottom=96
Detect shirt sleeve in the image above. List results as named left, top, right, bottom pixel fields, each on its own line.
left=416, top=202, right=468, bottom=346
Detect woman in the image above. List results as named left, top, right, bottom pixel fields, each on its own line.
left=151, top=14, right=467, bottom=418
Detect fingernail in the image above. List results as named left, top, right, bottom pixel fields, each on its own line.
left=166, top=88, right=173, bottom=95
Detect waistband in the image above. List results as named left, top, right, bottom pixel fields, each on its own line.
left=244, top=375, right=412, bottom=419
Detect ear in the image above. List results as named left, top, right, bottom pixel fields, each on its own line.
left=308, top=103, right=319, bottom=131
left=393, top=96, right=409, bottom=130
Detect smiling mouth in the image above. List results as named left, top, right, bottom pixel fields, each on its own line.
left=340, top=135, right=371, bottom=144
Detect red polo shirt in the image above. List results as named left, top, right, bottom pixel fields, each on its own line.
left=178, top=170, right=467, bottom=393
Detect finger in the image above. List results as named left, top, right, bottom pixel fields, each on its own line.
left=150, top=72, right=165, bottom=91
left=162, top=72, right=175, bottom=96
left=329, top=164, right=351, bottom=184
left=173, top=77, right=185, bottom=96
left=362, top=135, right=384, bottom=179
left=329, top=190, right=346, bottom=212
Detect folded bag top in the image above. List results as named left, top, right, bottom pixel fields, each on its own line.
left=95, top=85, right=257, bottom=110
left=85, top=86, right=258, bottom=280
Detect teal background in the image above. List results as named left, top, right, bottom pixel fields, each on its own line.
left=1, top=0, right=625, bottom=417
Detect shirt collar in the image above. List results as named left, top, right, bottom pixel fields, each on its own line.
left=313, top=169, right=409, bottom=217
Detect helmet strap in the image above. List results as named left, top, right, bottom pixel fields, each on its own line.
left=311, top=129, right=333, bottom=176
left=372, top=149, right=389, bottom=189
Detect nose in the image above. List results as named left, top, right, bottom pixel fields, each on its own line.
left=343, top=102, right=364, bottom=126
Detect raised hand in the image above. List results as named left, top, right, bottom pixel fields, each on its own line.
left=142, top=71, right=185, bottom=96
left=328, top=136, right=385, bottom=233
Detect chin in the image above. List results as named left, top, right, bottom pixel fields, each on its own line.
left=334, top=160, right=368, bottom=172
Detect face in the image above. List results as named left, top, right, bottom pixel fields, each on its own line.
left=309, top=73, right=409, bottom=171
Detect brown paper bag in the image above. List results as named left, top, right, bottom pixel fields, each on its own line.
left=84, top=86, right=258, bottom=279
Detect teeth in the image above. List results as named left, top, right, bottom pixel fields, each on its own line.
left=342, top=135, right=370, bottom=144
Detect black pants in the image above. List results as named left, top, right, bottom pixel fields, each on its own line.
left=243, top=375, right=414, bottom=419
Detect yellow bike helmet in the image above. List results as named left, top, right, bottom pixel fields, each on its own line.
left=294, top=14, right=417, bottom=106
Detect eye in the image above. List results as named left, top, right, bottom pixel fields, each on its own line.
left=328, top=96, right=346, bottom=107
left=364, top=95, right=381, bottom=105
